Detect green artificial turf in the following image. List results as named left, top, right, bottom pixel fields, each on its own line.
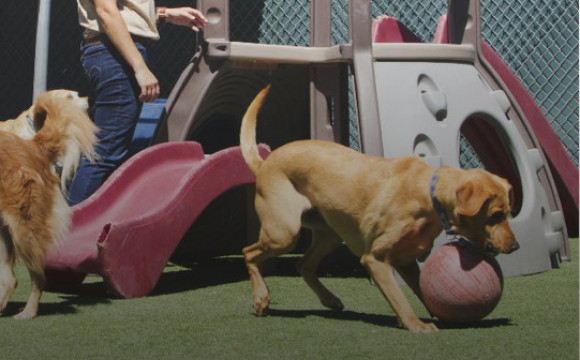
left=0, top=241, right=577, bottom=359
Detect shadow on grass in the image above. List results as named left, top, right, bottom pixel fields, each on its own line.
left=266, top=309, right=513, bottom=331
left=38, top=243, right=367, bottom=302
left=267, top=308, right=401, bottom=328
left=4, top=254, right=365, bottom=318
left=152, top=253, right=368, bottom=296
left=1, top=295, right=111, bottom=318
left=151, top=257, right=248, bottom=296
left=435, top=317, right=513, bottom=330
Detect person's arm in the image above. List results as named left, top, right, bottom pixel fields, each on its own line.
left=157, top=6, right=208, bottom=31
left=94, top=0, right=159, bottom=102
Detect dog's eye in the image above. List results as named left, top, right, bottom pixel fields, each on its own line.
left=488, top=211, right=506, bottom=224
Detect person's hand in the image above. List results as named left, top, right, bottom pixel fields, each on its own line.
left=134, top=66, right=160, bottom=102
left=165, top=7, right=208, bottom=31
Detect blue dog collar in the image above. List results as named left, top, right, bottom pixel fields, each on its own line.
left=430, top=169, right=453, bottom=235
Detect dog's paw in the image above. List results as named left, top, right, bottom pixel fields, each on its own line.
left=13, top=309, right=37, bottom=320
left=254, top=294, right=270, bottom=316
left=254, top=303, right=269, bottom=317
left=405, top=320, right=438, bottom=334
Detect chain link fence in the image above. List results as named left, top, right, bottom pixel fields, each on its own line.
left=1, top=0, right=577, bottom=166
left=240, top=0, right=578, bottom=166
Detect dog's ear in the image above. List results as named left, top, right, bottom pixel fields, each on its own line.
left=508, top=185, right=514, bottom=208
left=32, top=104, right=47, bottom=130
left=456, top=181, right=491, bottom=216
left=500, top=178, right=514, bottom=208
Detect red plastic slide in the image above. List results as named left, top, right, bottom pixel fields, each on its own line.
left=44, top=141, right=269, bottom=298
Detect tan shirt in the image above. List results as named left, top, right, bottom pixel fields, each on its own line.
left=77, top=0, right=160, bottom=41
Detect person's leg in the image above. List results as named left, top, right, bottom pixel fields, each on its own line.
left=68, top=41, right=148, bottom=206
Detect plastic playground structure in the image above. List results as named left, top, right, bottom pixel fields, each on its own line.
left=44, top=0, right=578, bottom=298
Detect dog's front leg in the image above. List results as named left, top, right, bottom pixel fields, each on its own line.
left=395, top=262, right=423, bottom=302
left=361, top=253, right=437, bottom=333
left=13, top=269, right=43, bottom=320
left=396, top=262, right=434, bottom=317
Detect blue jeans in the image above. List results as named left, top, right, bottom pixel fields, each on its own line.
left=68, top=40, right=149, bottom=206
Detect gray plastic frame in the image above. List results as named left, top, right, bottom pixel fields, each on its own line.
left=153, top=0, right=569, bottom=275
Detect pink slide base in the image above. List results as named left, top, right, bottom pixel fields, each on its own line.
left=45, top=142, right=269, bottom=298
left=372, top=15, right=421, bottom=43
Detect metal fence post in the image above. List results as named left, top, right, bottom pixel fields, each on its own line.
left=33, top=0, right=51, bottom=101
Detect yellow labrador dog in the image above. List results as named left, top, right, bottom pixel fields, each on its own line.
left=240, top=85, right=519, bottom=333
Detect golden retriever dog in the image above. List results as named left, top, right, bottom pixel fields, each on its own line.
left=240, top=85, right=519, bottom=333
left=0, top=91, right=98, bottom=319
left=0, top=90, right=92, bottom=191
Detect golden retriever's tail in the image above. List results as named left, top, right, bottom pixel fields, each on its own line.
left=240, top=85, right=270, bottom=174
left=32, top=92, right=99, bottom=192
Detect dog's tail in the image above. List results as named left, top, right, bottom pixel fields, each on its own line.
left=240, top=85, right=270, bottom=174
left=32, top=92, right=99, bottom=192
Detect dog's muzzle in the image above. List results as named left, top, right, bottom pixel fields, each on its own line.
left=486, top=241, right=520, bottom=255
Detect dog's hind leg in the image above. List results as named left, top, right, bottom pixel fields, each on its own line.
left=243, top=182, right=309, bottom=316
left=13, top=264, right=44, bottom=320
left=0, top=228, right=17, bottom=314
left=13, top=252, right=45, bottom=320
left=297, top=226, right=344, bottom=311
left=11, top=230, right=48, bottom=320
left=243, top=226, right=301, bottom=316
left=243, top=236, right=272, bottom=316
